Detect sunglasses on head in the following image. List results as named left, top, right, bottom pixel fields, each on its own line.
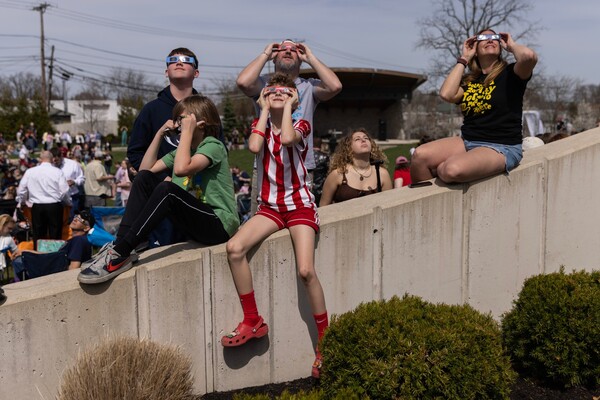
left=264, top=86, right=293, bottom=95
left=477, top=34, right=501, bottom=41
left=166, top=55, right=197, bottom=67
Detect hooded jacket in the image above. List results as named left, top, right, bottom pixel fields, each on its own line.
left=127, top=86, right=198, bottom=171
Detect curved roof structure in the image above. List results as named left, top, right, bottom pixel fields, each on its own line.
left=300, top=67, right=427, bottom=109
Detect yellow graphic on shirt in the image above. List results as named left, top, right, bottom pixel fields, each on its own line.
left=182, top=175, right=204, bottom=200
left=461, top=80, right=496, bottom=116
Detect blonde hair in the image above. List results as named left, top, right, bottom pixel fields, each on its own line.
left=463, top=28, right=508, bottom=87
left=0, top=214, right=15, bottom=230
left=328, top=128, right=388, bottom=174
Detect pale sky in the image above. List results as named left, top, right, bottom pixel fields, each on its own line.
left=1, top=0, right=599, bottom=96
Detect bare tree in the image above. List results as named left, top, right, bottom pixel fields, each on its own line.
left=533, top=74, right=580, bottom=132
left=571, top=83, right=600, bottom=132
left=7, top=72, right=42, bottom=99
left=211, top=77, right=255, bottom=131
left=109, top=67, right=160, bottom=105
left=416, top=0, right=541, bottom=81
left=108, top=67, right=161, bottom=131
left=403, top=90, right=462, bottom=138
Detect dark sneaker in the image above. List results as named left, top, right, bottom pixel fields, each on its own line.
left=79, top=242, right=138, bottom=279
left=0, top=287, right=6, bottom=305
left=78, top=249, right=138, bottom=284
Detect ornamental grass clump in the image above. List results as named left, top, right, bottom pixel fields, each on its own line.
left=57, top=336, right=196, bottom=400
left=502, top=268, right=600, bottom=389
left=320, top=294, right=515, bottom=400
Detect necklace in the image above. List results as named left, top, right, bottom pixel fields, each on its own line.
left=351, top=164, right=372, bottom=181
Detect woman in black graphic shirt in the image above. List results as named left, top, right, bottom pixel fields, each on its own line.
left=410, top=28, right=537, bottom=184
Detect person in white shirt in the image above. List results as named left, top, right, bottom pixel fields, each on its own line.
left=16, top=151, right=70, bottom=249
left=51, top=148, right=85, bottom=218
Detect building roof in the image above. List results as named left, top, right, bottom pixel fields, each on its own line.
left=299, top=67, right=427, bottom=109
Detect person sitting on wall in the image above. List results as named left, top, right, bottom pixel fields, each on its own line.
left=393, top=156, right=412, bottom=188
left=77, top=95, right=239, bottom=284
left=410, top=29, right=537, bottom=184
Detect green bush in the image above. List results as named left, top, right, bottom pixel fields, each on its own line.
left=232, top=388, right=358, bottom=400
left=320, top=295, right=515, bottom=400
left=502, top=268, right=600, bottom=389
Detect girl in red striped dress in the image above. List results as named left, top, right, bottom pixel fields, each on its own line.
left=222, top=72, right=328, bottom=379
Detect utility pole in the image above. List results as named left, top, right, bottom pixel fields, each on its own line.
left=33, top=2, right=51, bottom=112
left=47, top=45, right=55, bottom=111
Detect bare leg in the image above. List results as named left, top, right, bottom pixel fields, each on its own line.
left=437, top=147, right=506, bottom=183
left=410, top=137, right=466, bottom=182
left=225, top=215, right=279, bottom=295
left=288, top=225, right=326, bottom=315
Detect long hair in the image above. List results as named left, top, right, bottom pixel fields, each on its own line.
left=172, top=95, right=222, bottom=139
left=328, top=128, right=388, bottom=174
left=463, top=28, right=508, bottom=87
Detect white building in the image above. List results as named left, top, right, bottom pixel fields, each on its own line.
left=49, top=99, right=121, bottom=136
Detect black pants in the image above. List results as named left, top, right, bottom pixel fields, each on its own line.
left=117, top=170, right=229, bottom=250
left=31, top=202, right=63, bottom=247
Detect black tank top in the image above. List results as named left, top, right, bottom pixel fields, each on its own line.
left=333, top=173, right=377, bottom=203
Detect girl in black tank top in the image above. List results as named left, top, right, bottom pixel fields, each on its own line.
left=319, top=129, right=393, bottom=206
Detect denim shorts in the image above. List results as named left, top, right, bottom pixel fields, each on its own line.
left=463, top=140, right=523, bottom=173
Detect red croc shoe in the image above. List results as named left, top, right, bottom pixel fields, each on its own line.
left=311, top=351, right=322, bottom=379
left=221, top=317, right=269, bottom=347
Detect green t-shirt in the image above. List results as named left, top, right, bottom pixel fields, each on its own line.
left=161, top=136, right=239, bottom=236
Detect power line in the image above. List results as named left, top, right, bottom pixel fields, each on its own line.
left=45, top=6, right=275, bottom=44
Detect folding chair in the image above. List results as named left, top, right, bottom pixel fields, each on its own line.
left=12, top=249, right=69, bottom=280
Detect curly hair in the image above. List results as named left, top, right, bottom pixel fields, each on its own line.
left=267, top=72, right=296, bottom=89
left=463, top=28, right=507, bottom=88
left=328, top=128, right=388, bottom=174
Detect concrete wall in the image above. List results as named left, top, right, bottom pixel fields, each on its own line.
left=1, top=128, right=599, bottom=398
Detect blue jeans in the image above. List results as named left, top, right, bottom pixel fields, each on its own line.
left=463, top=140, right=523, bottom=173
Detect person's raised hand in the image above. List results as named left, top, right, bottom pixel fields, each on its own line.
left=257, top=88, right=271, bottom=111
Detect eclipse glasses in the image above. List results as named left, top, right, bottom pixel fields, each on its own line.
left=264, top=86, right=293, bottom=95
left=476, top=34, right=501, bottom=41
left=166, top=55, right=197, bottom=68
left=275, top=45, right=299, bottom=53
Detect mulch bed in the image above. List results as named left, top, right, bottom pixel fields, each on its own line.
left=200, top=377, right=600, bottom=399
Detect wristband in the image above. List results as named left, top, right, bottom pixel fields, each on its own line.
left=456, top=57, right=468, bottom=67
left=251, top=128, right=265, bottom=138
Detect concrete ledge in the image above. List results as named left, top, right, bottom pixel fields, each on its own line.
left=1, top=128, right=600, bottom=398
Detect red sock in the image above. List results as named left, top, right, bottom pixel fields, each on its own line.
left=240, top=291, right=260, bottom=326
left=313, top=311, right=329, bottom=342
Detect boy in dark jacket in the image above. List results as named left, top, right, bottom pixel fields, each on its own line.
left=126, top=47, right=199, bottom=248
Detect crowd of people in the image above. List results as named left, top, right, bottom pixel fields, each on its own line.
left=0, top=123, right=136, bottom=284
left=0, top=29, right=547, bottom=379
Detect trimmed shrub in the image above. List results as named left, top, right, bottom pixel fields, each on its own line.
left=57, top=336, right=196, bottom=400
left=232, top=388, right=358, bottom=400
left=320, top=295, right=515, bottom=399
left=502, top=268, right=600, bottom=389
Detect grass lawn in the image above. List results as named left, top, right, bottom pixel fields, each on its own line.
left=226, top=144, right=414, bottom=177
left=114, top=143, right=415, bottom=182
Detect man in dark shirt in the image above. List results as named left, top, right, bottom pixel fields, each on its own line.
left=13, top=210, right=95, bottom=277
